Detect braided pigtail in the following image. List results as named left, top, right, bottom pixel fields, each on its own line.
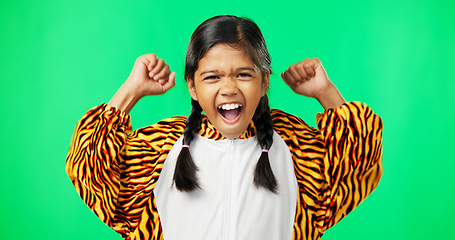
left=173, top=99, right=203, bottom=192
left=252, top=95, right=277, bottom=193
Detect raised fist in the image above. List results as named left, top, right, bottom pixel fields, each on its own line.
left=126, top=54, right=176, bottom=97
left=281, top=58, right=332, bottom=99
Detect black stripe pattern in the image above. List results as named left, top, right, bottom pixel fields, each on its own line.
left=66, top=101, right=383, bottom=239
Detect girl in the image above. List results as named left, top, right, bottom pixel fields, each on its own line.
left=66, top=15, right=382, bottom=240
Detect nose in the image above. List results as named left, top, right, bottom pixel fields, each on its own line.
left=219, top=77, right=238, bottom=96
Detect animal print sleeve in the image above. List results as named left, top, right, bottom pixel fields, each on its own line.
left=66, top=104, right=186, bottom=238
left=316, top=101, right=383, bottom=231
left=66, top=104, right=132, bottom=233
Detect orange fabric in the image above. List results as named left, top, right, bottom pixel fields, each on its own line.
left=66, top=102, right=382, bottom=239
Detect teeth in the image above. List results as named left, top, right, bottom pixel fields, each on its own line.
left=218, top=103, right=242, bottom=110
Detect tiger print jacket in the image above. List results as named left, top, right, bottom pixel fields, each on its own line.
left=66, top=101, right=383, bottom=240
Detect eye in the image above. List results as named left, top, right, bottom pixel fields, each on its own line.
left=203, top=75, right=219, bottom=81
left=237, top=73, right=252, bottom=78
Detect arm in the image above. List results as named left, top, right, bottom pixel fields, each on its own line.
left=316, top=102, right=383, bottom=231
left=66, top=54, right=176, bottom=236
left=271, top=106, right=382, bottom=236
left=109, top=54, right=176, bottom=113
left=281, top=58, right=345, bottom=110
left=66, top=104, right=132, bottom=234
left=282, top=59, right=382, bottom=231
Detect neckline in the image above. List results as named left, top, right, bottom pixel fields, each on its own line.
left=197, top=115, right=257, bottom=140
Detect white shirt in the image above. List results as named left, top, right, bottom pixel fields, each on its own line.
left=154, top=132, right=297, bottom=240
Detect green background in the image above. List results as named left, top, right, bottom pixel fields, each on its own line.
left=1, top=0, right=454, bottom=239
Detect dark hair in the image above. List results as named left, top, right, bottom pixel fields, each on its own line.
left=173, top=15, right=277, bottom=193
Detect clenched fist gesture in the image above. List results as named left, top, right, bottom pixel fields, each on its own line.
left=109, top=54, right=176, bottom=113
left=126, top=54, right=176, bottom=97
left=281, top=58, right=345, bottom=109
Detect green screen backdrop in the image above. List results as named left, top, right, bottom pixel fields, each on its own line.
left=1, top=0, right=454, bottom=239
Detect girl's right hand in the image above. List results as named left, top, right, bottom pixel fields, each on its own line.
left=126, top=54, right=176, bottom=97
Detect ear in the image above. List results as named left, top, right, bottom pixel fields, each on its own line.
left=261, top=70, right=270, bottom=97
left=187, top=79, right=198, bottom=101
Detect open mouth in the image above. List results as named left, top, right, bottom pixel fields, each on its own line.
left=217, top=103, right=243, bottom=122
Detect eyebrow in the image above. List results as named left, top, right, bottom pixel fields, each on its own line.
left=199, top=70, right=219, bottom=76
left=199, top=67, right=256, bottom=76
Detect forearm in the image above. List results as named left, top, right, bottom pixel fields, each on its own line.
left=316, top=83, right=346, bottom=110
left=108, top=80, right=142, bottom=113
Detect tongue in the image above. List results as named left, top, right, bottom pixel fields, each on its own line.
left=221, top=108, right=241, bottom=120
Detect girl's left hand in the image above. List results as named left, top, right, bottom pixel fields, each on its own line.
left=281, top=58, right=332, bottom=99
left=281, top=58, right=345, bottom=109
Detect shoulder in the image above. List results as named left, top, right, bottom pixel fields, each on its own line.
left=271, top=109, right=320, bottom=136
left=129, top=116, right=187, bottom=143
left=271, top=109, right=324, bottom=153
left=154, top=115, right=188, bottom=131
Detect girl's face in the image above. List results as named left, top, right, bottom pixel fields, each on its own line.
left=188, top=44, right=269, bottom=139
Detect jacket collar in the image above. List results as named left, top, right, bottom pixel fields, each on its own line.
left=197, top=115, right=256, bottom=140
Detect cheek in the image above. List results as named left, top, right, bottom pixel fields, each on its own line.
left=241, top=81, right=264, bottom=100
left=194, top=86, right=217, bottom=113
left=241, top=83, right=263, bottom=115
